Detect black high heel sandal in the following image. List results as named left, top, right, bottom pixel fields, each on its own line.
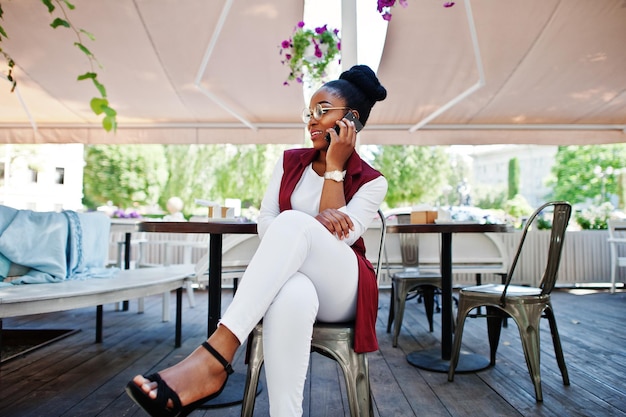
left=125, top=341, right=234, bottom=417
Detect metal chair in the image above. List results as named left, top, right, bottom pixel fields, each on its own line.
left=448, top=201, right=572, bottom=402
left=240, top=209, right=387, bottom=417
left=385, top=213, right=442, bottom=347
left=607, top=219, right=626, bottom=294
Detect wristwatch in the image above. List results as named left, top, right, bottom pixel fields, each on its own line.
left=324, top=170, right=346, bottom=182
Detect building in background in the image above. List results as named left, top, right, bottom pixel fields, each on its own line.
left=0, top=144, right=85, bottom=211
left=469, top=145, right=558, bottom=208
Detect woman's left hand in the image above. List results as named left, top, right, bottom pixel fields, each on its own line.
left=316, top=208, right=354, bottom=240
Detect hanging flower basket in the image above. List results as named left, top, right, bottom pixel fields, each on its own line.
left=279, top=21, right=341, bottom=86
left=377, top=1, right=455, bottom=21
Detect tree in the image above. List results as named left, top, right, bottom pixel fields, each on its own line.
left=156, top=144, right=288, bottom=215
left=507, top=157, right=520, bottom=200
left=211, top=144, right=287, bottom=208
left=546, top=144, right=626, bottom=206
left=370, top=145, right=450, bottom=208
left=158, top=145, right=226, bottom=214
left=83, top=145, right=167, bottom=209
left=82, top=144, right=290, bottom=216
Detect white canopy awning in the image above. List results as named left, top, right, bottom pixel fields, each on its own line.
left=1, top=0, right=625, bottom=145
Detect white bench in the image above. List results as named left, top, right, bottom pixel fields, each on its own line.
left=0, top=264, right=194, bottom=352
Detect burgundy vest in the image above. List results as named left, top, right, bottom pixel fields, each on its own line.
left=278, top=148, right=382, bottom=353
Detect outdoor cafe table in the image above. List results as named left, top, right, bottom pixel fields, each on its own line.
left=386, top=222, right=511, bottom=373
left=138, top=219, right=258, bottom=407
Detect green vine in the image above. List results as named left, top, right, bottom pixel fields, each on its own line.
left=0, top=0, right=117, bottom=132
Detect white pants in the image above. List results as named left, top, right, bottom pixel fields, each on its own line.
left=220, top=210, right=359, bottom=416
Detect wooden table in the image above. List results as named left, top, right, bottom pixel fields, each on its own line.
left=386, top=222, right=511, bottom=373
left=139, top=219, right=259, bottom=407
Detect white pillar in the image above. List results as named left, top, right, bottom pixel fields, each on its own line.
left=341, top=0, right=358, bottom=70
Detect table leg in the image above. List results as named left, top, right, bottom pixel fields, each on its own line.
left=202, top=233, right=261, bottom=408
left=407, top=232, right=490, bottom=373
left=123, top=232, right=131, bottom=311
left=207, top=233, right=222, bottom=336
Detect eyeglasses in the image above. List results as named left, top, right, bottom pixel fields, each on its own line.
left=302, top=104, right=350, bottom=124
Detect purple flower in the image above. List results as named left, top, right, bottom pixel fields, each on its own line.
left=285, top=53, right=292, bottom=60
left=382, top=11, right=392, bottom=21
left=297, top=21, right=305, bottom=28
left=443, top=2, right=455, bottom=7
left=399, top=0, right=408, bottom=7
left=377, top=0, right=396, bottom=12
left=314, top=45, right=322, bottom=58
left=281, top=40, right=290, bottom=49
left=337, top=41, right=341, bottom=51
left=333, top=28, right=339, bottom=35
left=315, top=25, right=327, bottom=34
left=283, top=81, right=289, bottom=86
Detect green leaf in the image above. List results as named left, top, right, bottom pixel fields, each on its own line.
left=0, top=5, right=4, bottom=19
left=77, top=72, right=97, bottom=81
left=0, top=25, right=8, bottom=39
left=74, top=42, right=94, bottom=58
left=41, top=0, right=55, bottom=13
left=91, top=77, right=107, bottom=97
left=102, top=115, right=117, bottom=132
left=80, top=29, right=95, bottom=41
left=102, top=105, right=117, bottom=117
left=62, top=0, right=76, bottom=10
left=90, top=97, right=108, bottom=115
left=50, top=18, right=70, bottom=29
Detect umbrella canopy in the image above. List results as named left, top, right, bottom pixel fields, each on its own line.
left=0, top=0, right=625, bottom=145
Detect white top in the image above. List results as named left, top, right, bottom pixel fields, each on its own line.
left=258, top=154, right=388, bottom=246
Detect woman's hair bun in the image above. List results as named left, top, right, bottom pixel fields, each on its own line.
left=339, top=65, right=387, bottom=103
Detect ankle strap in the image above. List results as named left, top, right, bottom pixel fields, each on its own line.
left=202, top=341, right=234, bottom=375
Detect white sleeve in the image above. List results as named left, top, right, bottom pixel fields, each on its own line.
left=339, top=175, right=388, bottom=247
left=257, top=154, right=284, bottom=239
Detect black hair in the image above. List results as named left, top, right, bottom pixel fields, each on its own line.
left=323, top=65, right=387, bottom=126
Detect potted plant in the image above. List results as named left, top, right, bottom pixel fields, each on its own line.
left=279, top=21, right=340, bottom=87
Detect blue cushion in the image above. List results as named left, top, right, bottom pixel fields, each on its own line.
left=0, top=252, right=10, bottom=278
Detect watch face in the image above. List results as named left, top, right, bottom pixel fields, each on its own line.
left=325, top=171, right=344, bottom=182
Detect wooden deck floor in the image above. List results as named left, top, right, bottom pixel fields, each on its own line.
left=1, top=287, right=625, bottom=417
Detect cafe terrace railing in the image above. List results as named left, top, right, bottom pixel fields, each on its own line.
left=109, top=229, right=624, bottom=289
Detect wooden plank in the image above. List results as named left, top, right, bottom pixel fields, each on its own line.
left=0, top=289, right=624, bottom=416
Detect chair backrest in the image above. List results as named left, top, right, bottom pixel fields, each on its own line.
left=608, top=219, right=626, bottom=241
left=501, top=201, right=572, bottom=304
left=607, top=219, right=626, bottom=265
left=381, top=212, right=418, bottom=274
left=394, top=213, right=420, bottom=266
left=374, top=209, right=387, bottom=284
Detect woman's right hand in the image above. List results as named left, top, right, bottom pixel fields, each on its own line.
left=325, top=118, right=357, bottom=172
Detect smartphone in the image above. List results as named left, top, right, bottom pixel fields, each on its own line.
left=325, top=111, right=364, bottom=143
